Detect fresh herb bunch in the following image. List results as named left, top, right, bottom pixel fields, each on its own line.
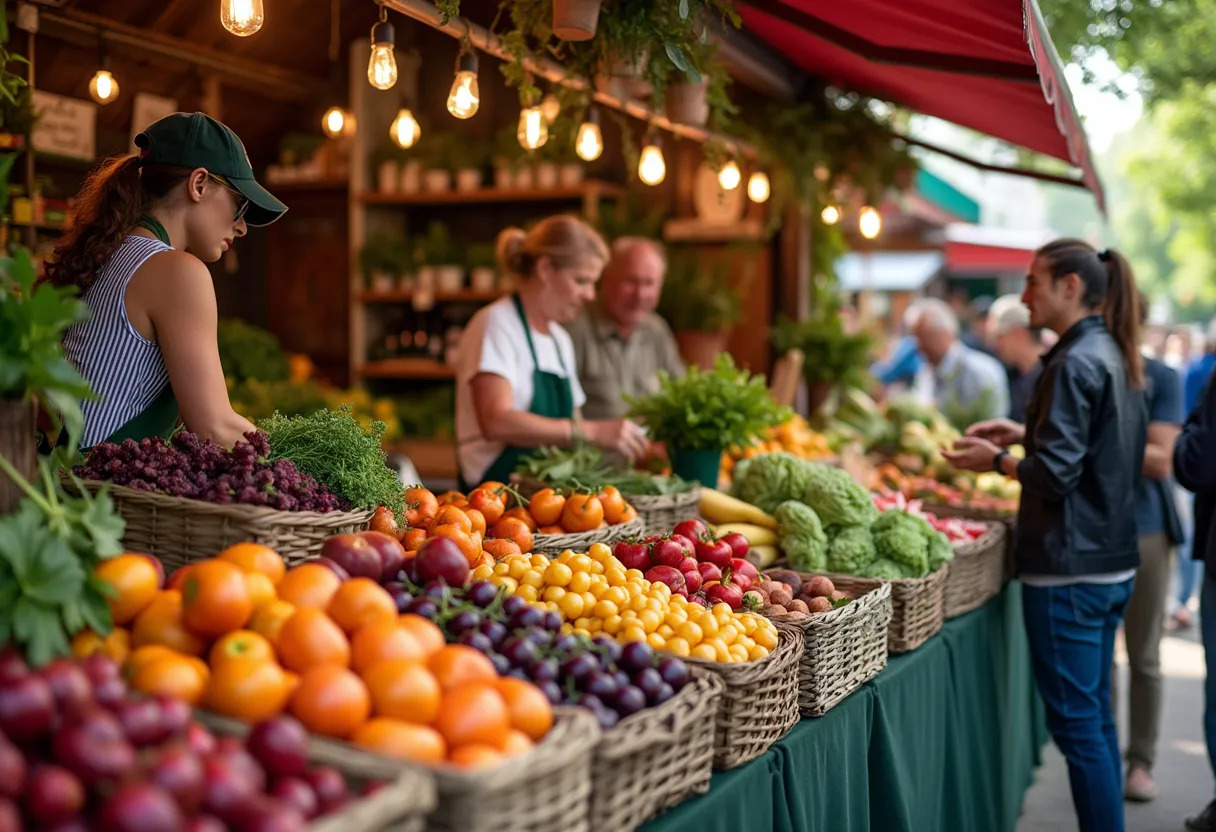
left=626, top=354, right=790, bottom=452
left=516, top=445, right=693, bottom=495
left=260, top=405, right=404, bottom=521
left=217, top=319, right=290, bottom=385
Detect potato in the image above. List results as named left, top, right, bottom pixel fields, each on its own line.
left=765, top=569, right=802, bottom=596
left=788, top=599, right=809, bottom=614
left=767, top=604, right=788, bottom=615
left=831, top=590, right=851, bottom=601
left=770, top=588, right=793, bottom=607
left=806, top=576, right=836, bottom=598
left=807, top=596, right=834, bottom=614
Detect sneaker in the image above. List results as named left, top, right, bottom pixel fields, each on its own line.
left=1186, top=799, right=1216, bottom=831
left=1123, top=766, right=1157, bottom=802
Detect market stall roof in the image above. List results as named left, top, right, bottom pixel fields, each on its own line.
left=737, top=0, right=1104, bottom=210
left=837, top=251, right=944, bottom=292
left=944, top=224, right=1052, bottom=273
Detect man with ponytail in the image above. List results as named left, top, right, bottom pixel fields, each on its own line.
left=945, top=239, right=1148, bottom=832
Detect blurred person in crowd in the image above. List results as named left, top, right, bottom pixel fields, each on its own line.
left=1143, top=323, right=1168, bottom=360
left=987, top=294, right=1046, bottom=423
left=961, top=295, right=997, bottom=357
left=567, top=236, right=684, bottom=421
left=1174, top=319, right=1216, bottom=629
left=871, top=304, right=922, bottom=391
left=1165, top=325, right=1195, bottom=371
left=907, top=297, right=1009, bottom=425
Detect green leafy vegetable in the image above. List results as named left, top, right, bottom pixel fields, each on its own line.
left=516, top=445, right=693, bottom=495
left=217, top=319, right=290, bottom=385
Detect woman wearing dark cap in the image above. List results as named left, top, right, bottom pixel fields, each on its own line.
left=48, top=112, right=287, bottom=448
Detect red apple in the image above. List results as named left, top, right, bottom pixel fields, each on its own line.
left=677, top=556, right=698, bottom=574
left=202, top=753, right=258, bottom=821
left=0, top=798, right=18, bottom=832
left=0, top=674, right=55, bottom=741
left=271, top=776, right=319, bottom=820
left=112, top=697, right=170, bottom=747
left=38, top=659, right=93, bottom=715
left=311, top=558, right=351, bottom=582
left=98, top=782, right=184, bottom=832
left=730, top=558, right=759, bottom=588
left=415, top=537, right=470, bottom=586
left=185, top=817, right=227, bottom=832
left=148, top=745, right=205, bottom=815
left=245, top=716, right=309, bottom=777
left=358, top=531, right=407, bottom=584
left=669, top=534, right=697, bottom=556
left=644, top=566, right=686, bottom=595
left=79, top=653, right=120, bottom=685
left=651, top=538, right=686, bottom=569
left=0, top=737, right=24, bottom=798
left=93, top=675, right=129, bottom=708
left=24, top=764, right=85, bottom=824
left=319, top=534, right=382, bottom=580
left=673, top=519, right=708, bottom=542
left=612, top=541, right=652, bottom=571
left=303, top=766, right=348, bottom=813
left=720, top=533, right=750, bottom=560
left=212, top=738, right=266, bottom=792
left=52, top=708, right=137, bottom=785
left=697, top=562, right=723, bottom=585
left=43, top=819, right=90, bottom=832
left=695, top=537, right=733, bottom=570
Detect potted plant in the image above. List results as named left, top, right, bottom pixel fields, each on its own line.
left=658, top=248, right=744, bottom=369
left=626, top=354, right=788, bottom=487
left=359, top=232, right=408, bottom=292
left=493, top=124, right=527, bottom=189
left=553, top=0, right=602, bottom=41
left=467, top=243, right=498, bottom=292
left=370, top=143, right=406, bottom=194
left=422, top=222, right=464, bottom=293
left=536, top=114, right=585, bottom=187
left=450, top=140, right=488, bottom=192
left=417, top=134, right=453, bottom=193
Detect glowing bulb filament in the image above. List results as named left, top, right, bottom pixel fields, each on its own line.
left=220, top=0, right=264, bottom=36
left=447, top=71, right=480, bottom=119
left=323, top=107, right=347, bottom=138
left=390, top=109, right=421, bottom=149
left=575, top=121, right=603, bottom=162
left=518, top=106, right=548, bottom=151
left=821, top=205, right=841, bottom=225
left=859, top=206, right=882, bottom=239
left=89, top=70, right=119, bottom=104
left=747, top=171, right=770, bottom=203
left=718, top=161, right=741, bottom=191
left=368, top=43, right=398, bottom=90
left=638, top=144, right=666, bottom=186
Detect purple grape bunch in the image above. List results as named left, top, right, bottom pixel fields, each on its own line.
left=387, top=578, right=692, bottom=730
left=76, top=430, right=345, bottom=513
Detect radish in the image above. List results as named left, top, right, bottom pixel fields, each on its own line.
left=645, top=566, right=686, bottom=595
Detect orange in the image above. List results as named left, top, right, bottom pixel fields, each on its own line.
left=217, top=543, right=286, bottom=585
left=496, top=677, right=554, bottom=741
left=490, top=517, right=533, bottom=555
left=404, top=487, right=439, bottom=524
left=479, top=480, right=507, bottom=494
left=289, top=665, right=371, bottom=738
left=464, top=507, right=487, bottom=538
left=397, top=615, right=446, bottom=657
left=207, top=656, right=297, bottom=722
left=527, top=489, right=565, bottom=527
left=471, top=551, right=493, bottom=569
left=560, top=494, right=604, bottom=533
left=467, top=488, right=506, bottom=526
left=326, top=578, right=397, bottom=635
left=249, top=600, right=296, bottom=646
left=350, top=620, right=426, bottom=673
left=362, top=659, right=442, bottom=724
left=434, top=505, right=473, bottom=535
left=131, top=651, right=210, bottom=706
left=427, top=644, right=497, bottom=691
left=209, top=630, right=275, bottom=668
left=352, top=719, right=446, bottom=764
left=434, top=683, right=510, bottom=748
left=244, top=572, right=277, bottom=610
left=429, top=525, right=480, bottom=565
left=126, top=644, right=185, bottom=677
left=94, top=554, right=161, bottom=625
left=277, top=607, right=351, bottom=672
left=538, top=525, right=564, bottom=536
left=401, top=528, right=427, bottom=553
left=448, top=743, right=506, bottom=768
left=277, top=563, right=342, bottom=610
left=131, top=590, right=207, bottom=656
left=597, top=486, right=626, bottom=525
left=180, top=560, right=254, bottom=638
left=482, top=539, right=522, bottom=560
left=620, top=505, right=639, bottom=524
left=501, top=507, right=538, bottom=533
left=71, top=628, right=130, bottom=664
left=499, top=729, right=535, bottom=756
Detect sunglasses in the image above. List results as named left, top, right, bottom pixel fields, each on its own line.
left=206, top=172, right=250, bottom=223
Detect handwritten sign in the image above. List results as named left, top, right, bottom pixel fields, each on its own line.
left=130, top=93, right=178, bottom=149
left=31, top=91, right=95, bottom=161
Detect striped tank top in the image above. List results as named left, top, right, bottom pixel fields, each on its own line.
left=63, top=235, right=173, bottom=447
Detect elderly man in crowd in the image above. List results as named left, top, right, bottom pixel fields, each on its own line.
left=987, top=294, right=1047, bottom=423
left=567, top=236, right=685, bottom=420
left=908, top=297, right=1009, bottom=427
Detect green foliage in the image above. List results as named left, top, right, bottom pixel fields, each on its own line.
left=217, top=319, right=290, bottom=385
left=927, top=531, right=954, bottom=571
left=657, top=247, right=743, bottom=333
left=625, top=354, right=789, bottom=452
left=775, top=500, right=828, bottom=572
left=735, top=452, right=812, bottom=515
left=593, top=190, right=667, bottom=243
left=802, top=462, right=877, bottom=527
left=515, top=444, right=693, bottom=495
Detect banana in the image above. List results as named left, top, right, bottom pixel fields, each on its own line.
left=700, top=488, right=778, bottom=529
left=712, top=523, right=779, bottom=547
left=746, top=545, right=780, bottom=569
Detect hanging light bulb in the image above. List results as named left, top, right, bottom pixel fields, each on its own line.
left=575, top=108, right=603, bottom=162
left=541, top=93, right=561, bottom=125
left=322, top=106, right=350, bottom=138
left=220, top=0, right=264, bottom=37
left=390, top=108, right=421, bottom=149
left=859, top=206, right=882, bottom=239
left=820, top=205, right=841, bottom=225
left=718, top=160, right=741, bottom=191
left=367, top=5, right=398, bottom=90
left=518, top=105, right=548, bottom=150
left=638, top=140, right=666, bottom=186
left=747, top=171, right=770, bottom=203
left=446, top=49, right=480, bottom=119
left=89, top=69, right=119, bottom=105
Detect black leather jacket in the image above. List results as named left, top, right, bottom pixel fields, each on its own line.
left=1014, top=316, right=1147, bottom=575
left=1174, top=372, right=1216, bottom=569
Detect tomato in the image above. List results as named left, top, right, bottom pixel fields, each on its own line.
left=434, top=505, right=473, bottom=535
left=561, top=495, right=604, bottom=533
left=597, top=486, right=626, bottom=525
left=216, top=542, right=286, bottom=585
left=501, top=507, right=538, bottom=533
left=397, top=615, right=446, bottom=657
left=180, top=560, right=254, bottom=638
left=131, top=651, right=210, bottom=706
left=464, top=507, right=487, bottom=538
left=434, top=683, right=511, bottom=749
left=326, top=578, right=397, bottom=635
left=482, top=539, right=522, bottom=560
left=404, top=487, right=439, bottom=523
left=620, top=505, right=639, bottom=524
left=289, top=665, right=371, bottom=738
left=362, top=659, right=441, bottom=724
left=495, top=677, right=553, bottom=740
left=350, top=620, right=425, bottom=673
left=401, top=527, right=428, bottom=552
left=207, top=656, right=297, bottom=722
left=467, top=488, right=506, bottom=526
left=490, top=517, right=534, bottom=555
left=427, top=644, right=497, bottom=691
left=248, top=600, right=296, bottom=646
left=435, top=491, right=468, bottom=509
left=352, top=718, right=446, bottom=764
left=429, top=524, right=480, bottom=565
left=131, top=590, right=207, bottom=656
left=276, top=607, right=351, bottom=672
left=94, top=554, right=161, bottom=625
left=368, top=506, right=400, bottom=537
left=209, top=630, right=275, bottom=668
left=527, top=489, right=566, bottom=527
left=277, top=563, right=343, bottom=609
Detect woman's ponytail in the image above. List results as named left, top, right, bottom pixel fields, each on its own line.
left=1100, top=248, right=1144, bottom=389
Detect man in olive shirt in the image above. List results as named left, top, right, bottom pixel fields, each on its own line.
left=568, top=237, right=685, bottom=419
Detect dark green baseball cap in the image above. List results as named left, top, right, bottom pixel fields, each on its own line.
left=135, top=112, right=287, bottom=227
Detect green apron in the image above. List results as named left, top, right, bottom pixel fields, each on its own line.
left=464, top=294, right=575, bottom=489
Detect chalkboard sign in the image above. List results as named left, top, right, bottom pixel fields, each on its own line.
left=31, top=90, right=96, bottom=162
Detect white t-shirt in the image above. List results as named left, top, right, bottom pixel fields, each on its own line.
left=455, top=297, right=586, bottom=485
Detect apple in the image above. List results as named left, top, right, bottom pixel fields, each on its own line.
left=673, top=519, right=708, bottom=542
left=187, top=722, right=217, bottom=756
left=311, top=558, right=351, bottom=582
left=271, top=776, right=319, bottom=819
left=415, top=537, right=471, bottom=586
left=730, top=558, right=759, bottom=588
left=52, top=708, right=137, bottom=785
left=24, top=764, right=85, bottom=824
left=319, top=534, right=382, bottom=580
left=113, top=697, right=170, bottom=746
left=148, top=745, right=205, bottom=814
left=303, top=766, right=348, bottom=813
left=697, top=562, right=723, bottom=585
left=0, top=674, right=55, bottom=741
left=0, top=798, right=18, bottom=832
left=38, top=660, right=93, bottom=715
left=358, top=531, right=407, bottom=583
left=612, top=541, right=651, bottom=571
left=694, top=537, right=733, bottom=570
left=212, top=738, right=267, bottom=792
left=93, top=675, right=129, bottom=708
left=202, top=753, right=258, bottom=821
left=137, top=553, right=167, bottom=588
left=651, top=538, right=686, bottom=569
left=42, top=820, right=90, bottom=832
left=245, top=716, right=309, bottom=777
left=0, top=737, right=24, bottom=798
left=156, top=695, right=193, bottom=740
left=682, top=567, right=703, bottom=595
left=228, top=796, right=307, bottom=832
left=98, top=781, right=184, bottom=832
left=184, top=817, right=227, bottom=832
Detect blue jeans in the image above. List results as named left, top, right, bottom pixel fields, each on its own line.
left=1201, top=574, right=1216, bottom=788
left=1023, top=580, right=1134, bottom=832
left=1179, top=493, right=1205, bottom=607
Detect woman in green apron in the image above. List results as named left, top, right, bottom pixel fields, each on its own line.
left=455, top=215, right=649, bottom=489
left=48, top=112, right=287, bottom=449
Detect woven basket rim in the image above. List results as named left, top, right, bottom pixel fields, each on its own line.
left=952, top=522, right=1007, bottom=557
left=764, top=580, right=892, bottom=629
left=923, top=499, right=1015, bottom=523
left=532, top=516, right=645, bottom=549
left=683, top=621, right=803, bottom=682
left=625, top=487, right=702, bottom=508
left=591, top=672, right=724, bottom=761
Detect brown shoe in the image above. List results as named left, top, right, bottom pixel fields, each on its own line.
left=1124, top=766, right=1157, bottom=802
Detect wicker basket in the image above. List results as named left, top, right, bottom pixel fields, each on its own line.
left=924, top=501, right=1018, bottom=581
left=71, top=481, right=373, bottom=572
left=532, top=516, right=645, bottom=556
left=767, top=582, right=892, bottom=716
left=200, top=713, right=435, bottom=832
left=509, top=474, right=700, bottom=536
left=684, top=623, right=803, bottom=769
left=942, top=523, right=1008, bottom=619
left=588, top=673, right=723, bottom=831
left=823, top=565, right=948, bottom=654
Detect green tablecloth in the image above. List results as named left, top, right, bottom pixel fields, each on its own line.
left=642, top=583, right=1047, bottom=832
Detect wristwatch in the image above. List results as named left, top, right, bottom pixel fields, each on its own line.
left=993, top=450, right=1010, bottom=474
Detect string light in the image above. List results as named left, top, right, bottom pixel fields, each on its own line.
left=821, top=205, right=841, bottom=225
left=220, top=0, right=264, bottom=37
left=859, top=206, right=882, bottom=239
left=575, top=107, right=603, bottom=162
left=89, top=37, right=119, bottom=105
left=718, top=160, right=741, bottom=191
left=541, top=93, right=561, bottom=125
left=446, top=47, right=480, bottom=119
left=322, top=106, right=353, bottom=138
left=367, top=4, right=397, bottom=90
left=390, top=108, right=421, bottom=149
left=638, top=139, right=666, bottom=186
left=518, top=105, right=548, bottom=150
left=747, top=171, right=770, bottom=203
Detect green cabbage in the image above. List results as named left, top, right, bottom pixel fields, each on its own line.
left=776, top=501, right=829, bottom=572
left=826, top=526, right=876, bottom=575
left=735, top=452, right=811, bottom=515
left=803, top=463, right=878, bottom=528
left=928, top=531, right=955, bottom=571
left=858, top=558, right=906, bottom=580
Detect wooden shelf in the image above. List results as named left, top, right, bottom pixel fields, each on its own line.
left=268, top=178, right=349, bottom=191
left=359, top=358, right=455, bottom=380
left=359, top=181, right=624, bottom=206
left=361, top=288, right=505, bottom=304
left=7, top=219, right=67, bottom=232
left=662, top=218, right=766, bottom=242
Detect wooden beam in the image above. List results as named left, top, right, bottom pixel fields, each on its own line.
left=895, top=133, right=1089, bottom=189
left=149, top=0, right=196, bottom=33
